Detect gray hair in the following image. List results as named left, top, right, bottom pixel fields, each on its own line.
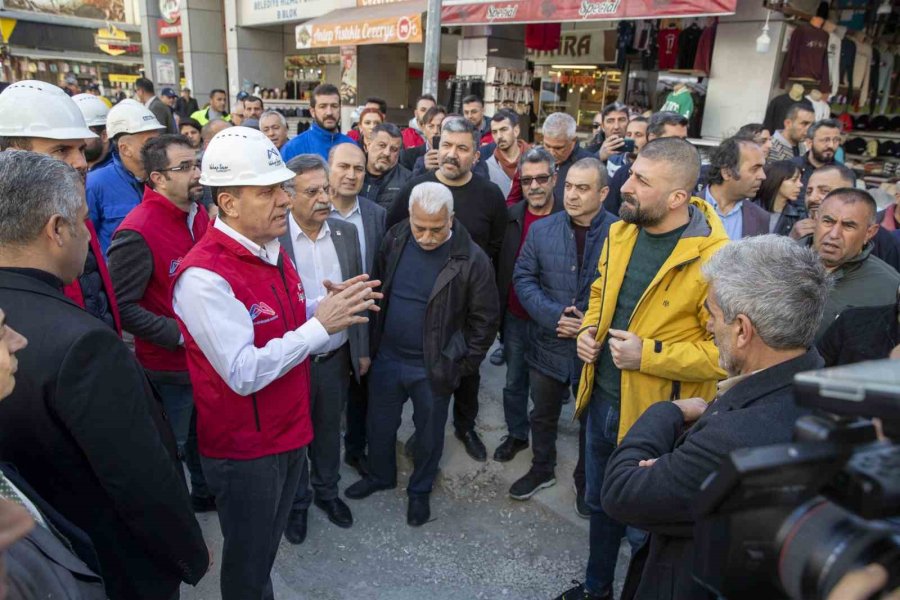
left=701, top=235, right=832, bottom=349
left=569, top=157, right=608, bottom=188
left=519, top=146, right=556, bottom=173
left=440, top=116, right=479, bottom=148
left=409, top=181, right=454, bottom=215
left=259, top=109, right=287, bottom=128
left=0, top=150, right=84, bottom=245
left=286, top=153, right=329, bottom=178
left=639, top=137, right=701, bottom=191
left=542, top=112, right=577, bottom=140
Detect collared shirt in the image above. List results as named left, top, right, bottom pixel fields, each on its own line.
left=329, top=197, right=366, bottom=269
left=144, top=96, right=154, bottom=108
left=289, top=214, right=347, bottom=353
left=172, top=218, right=330, bottom=396
left=705, top=187, right=744, bottom=241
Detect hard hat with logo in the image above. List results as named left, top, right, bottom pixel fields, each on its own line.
left=72, top=93, right=110, bottom=128
left=106, top=98, right=164, bottom=138
left=0, top=80, right=97, bottom=140
left=200, top=126, right=294, bottom=187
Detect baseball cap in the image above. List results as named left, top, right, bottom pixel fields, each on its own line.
left=160, top=87, right=177, bottom=98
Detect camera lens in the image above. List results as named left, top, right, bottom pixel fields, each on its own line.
left=777, top=498, right=900, bottom=600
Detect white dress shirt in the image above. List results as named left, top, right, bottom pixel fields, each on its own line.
left=329, top=197, right=366, bottom=270
left=172, top=218, right=330, bottom=396
left=289, top=213, right=347, bottom=353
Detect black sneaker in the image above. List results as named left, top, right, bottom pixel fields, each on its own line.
left=492, top=436, right=529, bottom=462
left=574, top=482, right=589, bottom=519
left=489, top=346, right=505, bottom=366
left=553, top=581, right=611, bottom=600
left=508, top=469, right=555, bottom=500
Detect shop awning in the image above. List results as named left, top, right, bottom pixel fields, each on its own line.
left=295, top=0, right=425, bottom=50
left=441, top=0, right=737, bottom=26
left=9, top=46, right=144, bottom=65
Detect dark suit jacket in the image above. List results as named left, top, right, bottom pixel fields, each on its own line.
left=818, top=303, right=899, bottom=366
left=741, top=199, right=771, bottom=237
left=602, top=349, right=823, bottom=600
left=0, top=269, right=208, bottom=600
left=358, top=196, right=387, bottom=275
left=280, top=218, right=368, bottom=380
left=148, top=96, right=177, bottom=134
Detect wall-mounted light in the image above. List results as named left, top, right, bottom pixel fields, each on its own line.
left=756, top=10, right=771, bottom=53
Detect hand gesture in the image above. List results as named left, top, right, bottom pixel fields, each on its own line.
left=789, top=218, right=816, bottom=240
left=314, top=274, right=382, bottom=335
left=577, top=326, right=601, bottom=363
left=557, top=306, right=584, bottom=339
left=607, top=329, right=643, bottom=371
left=598, top=135, right=625, bottom=162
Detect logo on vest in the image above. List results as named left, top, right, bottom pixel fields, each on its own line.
left=169, top=257, right=183, bottom=276
left=296, top=283, right=306, bottom=303
left=248, top=301, right=278, bottom=325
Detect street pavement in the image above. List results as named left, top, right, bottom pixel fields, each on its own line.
left=181, top=341, right=630, bottom=599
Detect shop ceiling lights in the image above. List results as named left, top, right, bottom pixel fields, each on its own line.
left=756, top=10, right=772, bottom=54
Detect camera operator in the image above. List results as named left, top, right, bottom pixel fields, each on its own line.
left=600, top=235, right=831, bottom=600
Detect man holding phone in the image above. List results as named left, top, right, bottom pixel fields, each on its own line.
left=592, top=103, right=630, bottom=167
left=605, top=117, right=646, bottom=180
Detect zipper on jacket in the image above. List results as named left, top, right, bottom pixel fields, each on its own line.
left=271, top=284, right=291, bottom=331
left=670, top=381, right=682, bottom=401
left=277, top=258, right=299, bottom=328
left=251, top=393, right=261, bottom=431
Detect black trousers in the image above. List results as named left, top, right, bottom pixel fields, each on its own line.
left=452, top=372, right=480, bottom=433
left=529, top=368, right=587, bottom=491
left=344, top=372, right=368, bottom=459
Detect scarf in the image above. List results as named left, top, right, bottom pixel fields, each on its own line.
left=495, top=140, right=531, bottom=180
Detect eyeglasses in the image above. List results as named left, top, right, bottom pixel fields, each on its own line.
left=159, top=160, right=200, bottom=173
left=520, top=174, right=553, bottom=186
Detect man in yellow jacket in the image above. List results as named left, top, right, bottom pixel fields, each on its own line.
left=556, top=137, right=729, bottom=600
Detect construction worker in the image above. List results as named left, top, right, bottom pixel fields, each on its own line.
left=72, top=92, right=113, bottom=171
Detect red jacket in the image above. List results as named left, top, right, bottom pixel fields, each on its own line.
left=63, top=219, right=122, bottom=335
left=116, top=188, right=209, bottom=372
left=403, top=127, right=426, bottom=149
left=173, top=227, right=312, bottom=460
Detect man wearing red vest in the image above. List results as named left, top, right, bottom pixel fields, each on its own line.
left=0, top=80, right=121, bottom=334
left=107, top=133, right=214, bottom=512
left=172, top=126, right=381, bottom=600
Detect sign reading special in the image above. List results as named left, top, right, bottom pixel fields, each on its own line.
left=295, top=13, right=421, bottom=49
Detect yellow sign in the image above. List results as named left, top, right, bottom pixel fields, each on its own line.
left=109, top=74, right=140, bottom=84
left=0, top=18, right=17, bottom=44
left=95, top=25, right=133, bottom=56
left=159, top=43, right=170, bottom=54
left=295, top=13, right=422, bottom=49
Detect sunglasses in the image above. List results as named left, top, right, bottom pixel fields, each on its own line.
left=521, top=174, right=553, bottom=186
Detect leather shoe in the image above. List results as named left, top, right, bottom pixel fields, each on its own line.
left=345, top=477, right=393, bottom=500
left=283, top=508, right=308, bottom=544
left=455, top=429, right=487, bottom=462
left=407, top=495, right=430, bottom=527
left=344, top=453, right=369, bottom=477
left=492, top=436, right=529, bottom=462
left=314, top=497, right=353, bottom=528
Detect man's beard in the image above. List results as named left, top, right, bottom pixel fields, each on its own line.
left=716, top=337, right=739, bottom=377
left=619, top=192, right=667, bottom=227
left=316, top=116, right=338, bottom=131
left=84, top=141, right=103, bottom=162
left=811, top=148, right=835, bottom=164
left=439, top=156, right=470, bottom=180
left=526, top=189, right=549, bottom=210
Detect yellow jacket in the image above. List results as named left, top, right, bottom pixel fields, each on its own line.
left=575, top=198, right=729, bottom=444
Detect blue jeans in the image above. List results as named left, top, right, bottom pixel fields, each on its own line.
left=502, top=313, right=531, bottom=441
left=584, top=394, right=648, bottom=596
left=367, top=354, right=451, bottom=496
left=156, top=382, right=209, bottom=498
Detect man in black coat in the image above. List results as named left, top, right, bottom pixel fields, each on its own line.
left=0, top=151, right=209, bottom=600
left=361, top=123, right=412, bottom=212
left=600, top=235, right=830, bottom=600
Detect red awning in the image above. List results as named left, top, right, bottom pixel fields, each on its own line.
left=441, top=0, right=737, bottom=26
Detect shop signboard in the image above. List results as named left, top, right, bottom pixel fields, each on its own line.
left=527, top=30, right=615, bottom=65
left=157, top=17, right=182, bottom=38
left=441, top=0, right=737, bottom=25
left=295, top=12, right=422, bottom=49
left=159, top=0, right=180, bottom=23
left=238, top=0, right=355, bottom=27
left=95, top=25, right=140, bottom=56
left=2, top=0, right=128, bottom=23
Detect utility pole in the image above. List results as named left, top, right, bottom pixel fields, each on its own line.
left=422, top=0, right=442, bottom=97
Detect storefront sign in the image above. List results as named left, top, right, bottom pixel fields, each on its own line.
left=156, top=57, right=176, bottom=85
left=527, top=30, right=614, bottom=65
left=340, top=45, right=357, bottom=105
left=442, top=0, right=737, bottom=25
left=3, top=0, right=128, bottom=23
left=95, top=25, right=140, bottom=56
left=356, top=0, right=403, bottom=5
left=157, top=17, right=182, bottom=38
left=109, top=73, right=140, bottom=84
left=0, top=18, right=17, bottom=44
left=285, top=54, right=340, bottom=67
left=159, top=0, right=180, bottom=23
left=295, top=12, right=422, bottom=49
left=238, top=0, right=355, bottom=27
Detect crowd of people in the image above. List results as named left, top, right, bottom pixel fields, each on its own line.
left=0, top=73, right=895, bottom=600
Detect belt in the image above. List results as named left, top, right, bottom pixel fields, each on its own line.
left=311, top=343, right=346, bottom=363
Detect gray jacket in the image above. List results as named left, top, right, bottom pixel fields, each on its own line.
left=279, top=218, right=369, bottom=381
left=485, top=154, right=513, bottom=198
left=148, top=97, right=178, bottom=134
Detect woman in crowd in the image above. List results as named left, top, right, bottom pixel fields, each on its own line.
left=355, top=107, right=384, bottom=153
left=756, top=159, right=805, bottom=236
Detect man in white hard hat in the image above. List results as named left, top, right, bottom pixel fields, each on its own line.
left=172, top=126, right=382, bottom=600
left=72, top=92, right=112, bottom=171
left=0, top=80, right=122, bottom=334
left=86, top=98, right=164, bottom=253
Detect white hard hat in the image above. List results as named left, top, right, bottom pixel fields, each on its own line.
left=72, top=93, right=109, bottom=128
left=0, top=80, right=97, bottom=140
left=200, top=126, right=295, bottom=187
left=106, top=99, right=164, bottom=138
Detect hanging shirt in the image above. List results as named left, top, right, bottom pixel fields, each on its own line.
left=805, top=94, right=831, bottom=121
left=853, top=41, right=873, bottom=108
left=660, top=88, right=694, bottom=119
left=879, top=52, right=896, bottom=114
left=657, top=26, right=680, bottom=70
left=779, top=23, right=830, bottom=92
left=693, top=22, right=717, bottom=75
left=677, top=25, right=703, bottom=69
left=826, top=32, right=842, bottom=100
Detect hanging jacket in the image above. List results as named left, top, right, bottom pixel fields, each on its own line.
left=575, top=199, right=729, bottom=443
left=281, top=123, right=354, bottom=162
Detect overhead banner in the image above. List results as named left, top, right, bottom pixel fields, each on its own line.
left=3, top=0, right=127, bottom=22
left=441, top=0, right=737, bottom=25
left=238, top=0, right=355, bottom=27
left=295, top=4, right=423, bottom=49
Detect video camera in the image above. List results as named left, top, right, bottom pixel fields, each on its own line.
left=692, top=359, right=900, bottom=600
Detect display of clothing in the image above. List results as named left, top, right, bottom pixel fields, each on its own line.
left=763, top=94, right=814, bottom=135
left=780, top=23, right=831, bottom=92
left=869, top=47, right=881, bottom=112
left=806, top=94, right=831, bottom=121
left=840, top=37, right=857, bottom=99
left=660, top=87, right=694, bottom=119
left=879, top=51, right=895, bottom=114
left=641, top=22, right=659, bottom=71
left=633, top=21, right=652, bottom=52
left=617, top=21, right=636, bottom=70
left=657, top=25, right=680, bottom=70
left=827, top=32, right=842, bottom=100
left=853, top=41, right=873, bottom=108
left=677, top=23, right=703, bottom=69
left=693, top=21, right=717, bottom=75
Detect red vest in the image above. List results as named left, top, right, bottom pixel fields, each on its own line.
left=63, top=219, right=122, bottom=335
left=116, top=187, right=209, bottom=372
left=173, top=226, right=312, bottom=460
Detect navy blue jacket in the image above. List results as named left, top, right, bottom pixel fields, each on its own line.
left=513, top=208, right=618, bottom=384
left=86, top=153, right=144, bottom=253
left=281, top=123, right=354, bottom=162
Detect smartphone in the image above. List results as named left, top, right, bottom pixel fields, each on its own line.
left=621, top=138, right=636, bottom=153
left=431, top=135, right=441, bottom=150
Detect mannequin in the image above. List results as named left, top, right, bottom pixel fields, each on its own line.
left=764, top=84, right=814, bottom=134
left=806, top=88, right=831, bottom=120
left=810, top=16, right=825, bottom=29
left=789, top=83, right=805, bottom=101
left=822, top=20, right=837, bottom=34
left=660, top=82, right=694, bottom=118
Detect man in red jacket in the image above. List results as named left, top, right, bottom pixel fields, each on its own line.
left=0, top=80, right=121, bottom=334
left=107, top=133, right=214, bottom=512
left=172, top=126, right=381, bottom=600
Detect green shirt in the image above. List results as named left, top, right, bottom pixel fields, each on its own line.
left=595, top=223, right=688, bottom=410
left=660, top=89, right=694, bottom=119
